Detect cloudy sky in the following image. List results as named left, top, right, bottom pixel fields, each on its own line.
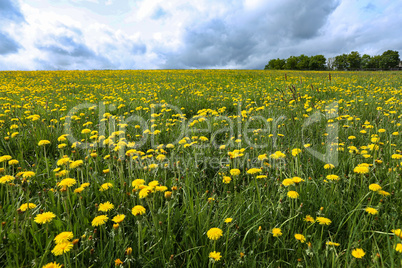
left=0, top=0, right=401, bottom=70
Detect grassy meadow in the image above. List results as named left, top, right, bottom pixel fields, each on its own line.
left=0, top=69, right=402, bottom=267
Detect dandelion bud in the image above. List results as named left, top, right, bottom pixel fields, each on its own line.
left=72, top=239, right=79, bottom=245
left=164, top=191, right=172, bottom=199
left=125, top=247, right=133, bottom=256
left=113, top=223, right=119, bottom=229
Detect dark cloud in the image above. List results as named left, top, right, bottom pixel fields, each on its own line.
left=0, top=32, right=21, bottom=55
left=36, top=35, right=114, bottom=69
left=163, top=0, right=340, bottom=69
left=0, top=0, right=25, bottom=22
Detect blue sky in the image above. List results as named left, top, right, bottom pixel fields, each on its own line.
left=0, top=0, right=401, bottom=70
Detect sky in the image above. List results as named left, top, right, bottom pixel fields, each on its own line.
left=0, top=0, right=401, bottom=70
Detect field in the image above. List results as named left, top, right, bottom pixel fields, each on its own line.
left=1, top=70, right=402, bottom=267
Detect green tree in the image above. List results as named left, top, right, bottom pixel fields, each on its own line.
left=285, top=56, right=298, bottom=70
left=368, top=55, right=382, bottom=69
left=309, top=55, right=326, bottom=70
left=361, top=54, right=371, bottom=69
left=265, top=58, right=286, bottom=70
left=296, top=54, right=310, bottom=70
left=334, top=54, right=348, bottom=70
left=379, top=50, right=400, bottom=69
left=347, top=51, right=361, bottom=70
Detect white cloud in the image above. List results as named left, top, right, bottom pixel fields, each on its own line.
left=0, top=0, right=401, bottom=70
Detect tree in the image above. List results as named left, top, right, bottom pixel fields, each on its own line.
left=334, top=54, right=348, bottom=70
left=296, top=54, right=310, bottom=70
left=379, top=50, right=400, bottom=69
left=309, top=55, right=326, bottom=70
left=347, top=51, right=361, bottom=70
left=327, top=57, right=335, bottom=70
left=285, top=56, right=298, bottom=70
left=361, top=54, right=371, bottom=69
left=368, top=55, right=381, bottom=69
left=265, top=58, right=286, bottom=70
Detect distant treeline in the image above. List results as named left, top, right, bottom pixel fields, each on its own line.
left=264, top=50, right=401, bottom=71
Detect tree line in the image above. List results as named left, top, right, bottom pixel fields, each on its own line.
left=264, top=50, right=400, bottom=71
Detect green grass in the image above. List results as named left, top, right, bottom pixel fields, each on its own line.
left=0, top=70, right=402, bottom=267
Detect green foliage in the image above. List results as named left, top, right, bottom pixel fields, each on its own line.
left=380, top=50, right=400, bottom=69
left=265, top=50, right=401, bottom=71
left=347, top=51, right=362, bottom=70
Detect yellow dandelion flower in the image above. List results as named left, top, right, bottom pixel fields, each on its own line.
left=148, top=180, right=159, bottom=187
left=378, top=190, right=390, bottom=196
left=98, top=201, right=114, bottom=212
left=8, top=159, right=19, bottom=165
left=132, top=179, right=145, bottom=189
left=291, top=148, right=302, bottom=156
left=139, top=187, right=151, bottom=199
left=51, top=242, right=73, bottom=256
left=38, top=140, right=51, bottom=146
left=0, top=175, right=15, bottom=184
left=155, top=186, right=168, bottom=192
left=365, top=207, right=378, bottom=215
left=287, top=191, right=299, bottom=199
left=132, top=205, right=146, bottom=216
left=19, top=203, right=37, bottom=212
left=282, top=178, right=295, bottom=186
left=58, top=178, right=76, bottom=188
left=246, top=168, right=262, bottom=175
left=91, top=215, right=108, bottom=227
left=69, top=160, right=84, bottom=169
left=112, top=214, right=125, bottom=223
left=391, top=229, right=402, bottom=239
left=99, top=182, right=113, bottom=191
left=316, top=217, right=331, bottom=225
left=207, top=228, right=223, bottom=240
left=270, top=151, right=286, bottom=159
left=209, top=251, right=222, bottom=261
left=81, top=182, right=90, bottom=188
left=164, top=191, right=172, bottom=199
left=369, top=183, right=382, bottom=192
left=295, top=234, right=306, bottom=243
left=395, top=243, right=402, bottom=253
left=353, top=165, right=369, bottom=174
left=272, top=228, right=282, bottom=237
left=224, top=218, right=233, bottom=223
left=292, top=176, right=304, bottom=183
left=230, top=169, right=241, bottom=176
left=304, top=215, right=315, bottom=223
left=326, top=174, right=340, bottom=181
left=57, top=157, right=70, bottom=166
left=54, top=232, right=74, bottom=244
left=22, top=171, right=35, bottom=178
left=324, top=164, right=335, bottom=169
left=391, top=154, right=402, bottom=160
left=222, top=176, right=231, bottom=184
left=115, top=259, right=123, bottom=266
left=34, top=212, right=56, bottom=224
left=74, top=187, right=84, bottom=193
left=351, top=248, right=365, bottom=258
left=42, top=261, right=62, bottom=268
